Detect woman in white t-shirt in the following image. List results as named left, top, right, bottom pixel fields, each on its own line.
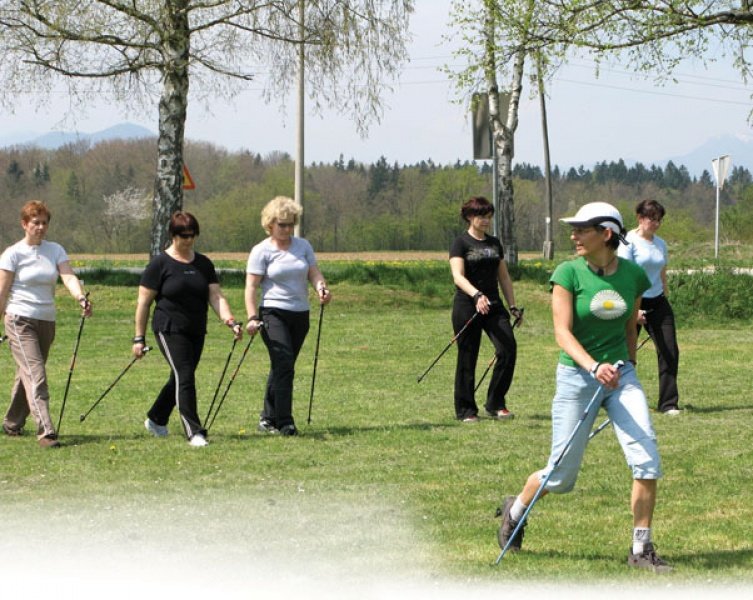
left=0, top=201, right=92, bottom=447
left=245, top=197, right=332, bottom=436
left=618, top=199, right=681, bottom=415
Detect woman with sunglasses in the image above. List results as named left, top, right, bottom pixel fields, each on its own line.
left=618, top=199, right=681, bottom=415
left=245, top=196, right=331, bottom=436
left=133, top=211, right=242, bottom=447
left=497, top=202, right=670, bottom=572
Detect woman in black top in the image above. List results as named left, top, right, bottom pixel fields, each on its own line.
left=132, top=212, right=241, bottom=447
left=449, top=196, right=522, bottom=422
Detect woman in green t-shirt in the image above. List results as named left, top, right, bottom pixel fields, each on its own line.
left=496, top=202, right=671, bottom=572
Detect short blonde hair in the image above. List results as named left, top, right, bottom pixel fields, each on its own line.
left=261, top=196, right=302, bottom=233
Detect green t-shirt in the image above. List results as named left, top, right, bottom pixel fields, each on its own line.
left=550, top=257, right=650, bottom=367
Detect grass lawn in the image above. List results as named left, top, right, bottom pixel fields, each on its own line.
left=1, top=275, right=752, bottom=595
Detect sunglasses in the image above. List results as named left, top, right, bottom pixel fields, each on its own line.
left=276, top=222, right=295, bottom=228
left=176, top=232, right=196, bottom=239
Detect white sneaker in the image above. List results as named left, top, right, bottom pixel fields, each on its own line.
left=144, top=418, right=168, bottom=437
left=189, top=434, right=209, bottom=447
left=663, top=408, right=681, bottom=416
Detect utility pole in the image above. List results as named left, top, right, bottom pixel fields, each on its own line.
left=294, top=0, right=305, bottom=237
left=537, top=55, right=554, bottom=260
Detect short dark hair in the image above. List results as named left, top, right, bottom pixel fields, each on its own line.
left=597, top=226, right=621, bottom=250
left=635, top=199, right=665, bottom=222
left=169, top=211, right=200, bottom=237
left=460, top=196, right=494, bottom=223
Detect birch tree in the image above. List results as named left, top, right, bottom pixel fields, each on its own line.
left=0, top=1, right=413, bottom=255
left=448, top=0, right=543, bottom=265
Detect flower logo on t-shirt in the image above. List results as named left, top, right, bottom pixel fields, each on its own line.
left=590, top=289, right=627, bottom=320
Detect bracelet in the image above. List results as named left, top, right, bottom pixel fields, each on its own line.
left=628, top=359, right=637, bottom=366
left=589, top=362, right=602, bottom=378
left=510, top=305, right=518, bottom=312
left=247, top=315, right=260, bottom=323
left=132, top=336, right=146, bottom=344
left=472, top=291, right=483, bottom=302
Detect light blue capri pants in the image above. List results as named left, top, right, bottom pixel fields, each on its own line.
left=543, top=362, right=662, bottom=494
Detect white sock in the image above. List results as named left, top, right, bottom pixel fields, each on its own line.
left=632, top=527, right=652, bottom=554
left=510, top=497, right=527, bottom=522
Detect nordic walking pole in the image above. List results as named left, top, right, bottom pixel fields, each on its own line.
left=307, top=303, right=325, bottom=424
left=203, top=337, right=238, bottom=428
left=494, top=361, right=625, bottom=565
left=417, top=311, right=480, bottom=384
left=57, top=292, right=90, bottom=434
left=636, top=336, right=651, bottom=352
left=474, top=308, right=524, bottom=392
left=205, top=329, right=260, bottom=433
left=79, top=347, right=152, bottom=422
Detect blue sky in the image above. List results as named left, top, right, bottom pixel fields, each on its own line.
left=2, top=0, right=751, bottom=170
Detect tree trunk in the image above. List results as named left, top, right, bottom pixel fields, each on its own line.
left=487, top=53, right=524, bottom=267
left=150, top=4, right=190, bottom=257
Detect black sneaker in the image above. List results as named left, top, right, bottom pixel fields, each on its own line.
left=279, top=424, right=299, bottom=436
left=257, top=419, right=279, bottom=434
left=627, top=543, right=673, bottom=573
left=495, top=495, right=525, bottom=552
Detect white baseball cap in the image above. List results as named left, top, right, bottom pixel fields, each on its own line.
left=560, top=202, right=627, bottom=243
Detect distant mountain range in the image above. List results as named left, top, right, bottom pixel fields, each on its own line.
left=0, top=122, right=155, bottom=149
left=1, top=122, right=750, bottom=176
left=665, top=134, right=752, bottom=177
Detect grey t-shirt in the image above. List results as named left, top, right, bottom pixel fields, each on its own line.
left=0, top=240, right=69, bottom=321
left=246, top=237, right=317, bottom=312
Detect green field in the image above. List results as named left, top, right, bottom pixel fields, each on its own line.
left=1, top=265, right=752, bottom=594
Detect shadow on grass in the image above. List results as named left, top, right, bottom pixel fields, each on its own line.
left=300, top=421, right=461, bottom=439
left=508, top=546, right=753, bottom=570
left=58, top=433, right=148, bottom=446
left=673, top=404, right=753, bottom=414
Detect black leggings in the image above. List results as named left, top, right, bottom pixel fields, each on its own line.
left=149, top=331, right=206, bottom=439
left=451, top=302, right=517, bottom=420
left=640, top=294, right=680, bottom=412
left=259, top=308, right=310, bottom=428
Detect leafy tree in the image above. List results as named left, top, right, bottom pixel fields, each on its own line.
left=528, top=2, right=753, bottom=90
left=0, top=1, right=414, bottom=255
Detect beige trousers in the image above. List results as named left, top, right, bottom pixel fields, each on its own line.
left=3, top=314, right=57, bottom=438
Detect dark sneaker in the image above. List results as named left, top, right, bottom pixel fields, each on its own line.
left=279, top=424, right=299, bottom=436
left=486, top=408, right=514, bottom=420
left=38, top=435, right=61, bottom=448
left=627, top=543, right=673, bottom=573
left=257, top=419, right=279, bottom=434
left=495, top=495, right=525, bottom=552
